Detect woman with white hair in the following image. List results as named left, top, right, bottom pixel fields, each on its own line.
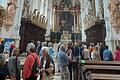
left=40, top=47, right=55, bottom=80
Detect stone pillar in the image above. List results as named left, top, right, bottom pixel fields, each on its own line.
left=29, top=0, right=33, bottom=15
left=38, top=0, right=41, bottom=12
left=52, top=7, right=56, bottom=32
left=77, top=13, right=80, bottom=33
left=73, top=12, right=76, bottom=33
left=45, top=0, right=48, bottom=17
left=98, top=0, right=104, bottom=20
left=40, top=0, right=44, bottom=14
left=12, top=0, right=24, bottom=47
left=56, top=12, right=60, bottom=31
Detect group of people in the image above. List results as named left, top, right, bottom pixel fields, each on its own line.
left=0, top=40, right=56, bottom=80
left=57, top=41, right=120, bottom=80
left=0, top=40, right=120, bottom=80
left=23, top=41, right=55, bottom=80
left=83, top=43, right=120, bottom=61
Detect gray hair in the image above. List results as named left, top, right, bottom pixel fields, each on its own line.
left=41, top=46, right=49, bottom=53
left=60, top=44, right=66, bottom=52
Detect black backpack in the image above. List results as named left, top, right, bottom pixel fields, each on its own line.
left=31, top=55, right=39, bottom=75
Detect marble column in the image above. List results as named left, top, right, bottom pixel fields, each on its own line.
left=12, top=0, right=24, bottom=47
left=56, top=12, right=60, bottom=31
left=43, top=0, right=46, bottom=16
left=45, top=0, right=48, bottom=17
left=38, top=0, right=41, bottom=12
left=103, top=0, right=114, bottom=52
left=29, top=0, right=33, bottom=15
left=77, top=13, right=80, bottom=33
left=52, top=7, right=56, bottom=32
left=40, top=0, right=44, bottom=14
left=45, top=0, right=52, bottom=37
left=73, top=12, right=76, bottom=33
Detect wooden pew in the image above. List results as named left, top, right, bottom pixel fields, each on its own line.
left=82, top=60, right=120, bottom=80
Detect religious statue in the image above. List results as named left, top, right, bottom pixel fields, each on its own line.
left=108, top=0, right=120, bottom=28
left=22, top=0, right=30, bottom=18
left=5, top=0, right=16, bottom=27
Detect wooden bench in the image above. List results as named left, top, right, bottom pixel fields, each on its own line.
left=82, top=60, right=120, bottom=80
left=92, top=73, right=120, bottom=80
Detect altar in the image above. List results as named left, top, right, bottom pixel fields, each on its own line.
left=50, top=0, right=82, bottom=43
left=60, top=31, right=72, bottom=43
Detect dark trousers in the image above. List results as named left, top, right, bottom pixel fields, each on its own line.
left=25, top=75, right=37, bottom=80
left=68, top=63, right=72, bottom=80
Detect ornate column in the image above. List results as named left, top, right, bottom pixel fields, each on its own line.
left=77, top=13, right=80, bottom=33
left=12, top=0, right=24, bottom=47
left=52, top=7, right=56, bottom=32
left=77, top=12, right=80, bottom=33
left=98, top=0, right=104, bottom=20
left=56, top=11, right=60, bottom=31
left=73, top=11, right=76, bottom=33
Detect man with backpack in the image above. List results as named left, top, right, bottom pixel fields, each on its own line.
left=23, top=45, right=40, bottom=80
